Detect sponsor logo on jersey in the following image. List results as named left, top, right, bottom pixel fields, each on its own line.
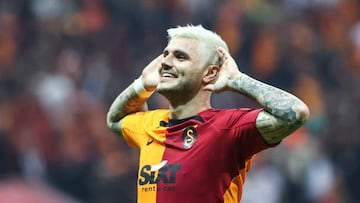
left=139, top=160, right=181, bottom=185
left=182, top=126, right=198, bottom=149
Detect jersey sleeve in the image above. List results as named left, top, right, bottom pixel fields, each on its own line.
left=229, top=108, right=278, bottom=163
left=120, top=110, right=169, bottom=148
left=121, top=112, right=149, bottom=148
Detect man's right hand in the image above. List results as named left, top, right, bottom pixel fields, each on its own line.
left=203, top=47, right=242, bottom=93
left=141, top=55, right=163, bottom=91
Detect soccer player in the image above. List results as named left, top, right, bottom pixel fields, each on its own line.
left=107, top=25, right=309, bottom=203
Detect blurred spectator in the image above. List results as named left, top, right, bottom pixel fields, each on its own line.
left=242, top=153, right=284, bottom=203
left=0, top=178, right=78, bottom=203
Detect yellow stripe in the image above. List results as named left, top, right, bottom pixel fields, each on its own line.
left=223, top=159, right=253, bottom=203
left=137, top=111, right=169, bottom=203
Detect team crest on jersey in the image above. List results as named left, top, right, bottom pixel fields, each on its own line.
left=182, top=126, right=198, bottom=149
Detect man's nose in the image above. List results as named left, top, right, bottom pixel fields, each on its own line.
left=161, top=62, right=172, bottom=70
left=161, top=55, right=173, bottom=69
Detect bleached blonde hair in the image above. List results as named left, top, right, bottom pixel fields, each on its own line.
left=167, top=25, right=229, bottom=66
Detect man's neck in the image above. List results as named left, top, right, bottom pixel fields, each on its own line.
left=168, top=98, right=211, bottom=119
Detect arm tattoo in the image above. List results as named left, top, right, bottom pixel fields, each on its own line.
left=107, top=84, right=149, bottom=134
left=231, top=74, right=309, bottom=144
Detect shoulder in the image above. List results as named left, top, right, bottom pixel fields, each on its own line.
left=122, top=109, right=169, bottom=127
left=124, top=109, right=169, bottom=119
left=199, top=108, right=262, bottom=127
left=199, top=108, right=259, bottom=116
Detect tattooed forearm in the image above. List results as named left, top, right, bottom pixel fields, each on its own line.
left=107, top=83, right=149, bottom=134
left=231, top=73, right=308, bottom=122
left=231, top=73, right=309, bottom=143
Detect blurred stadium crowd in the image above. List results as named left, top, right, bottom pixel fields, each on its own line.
left=0, top=0, right=359, bottom=202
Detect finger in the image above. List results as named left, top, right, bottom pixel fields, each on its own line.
left=217, top=47, right=225, bottom=58
left=155, top=54, right=163, bottom=61
left=217, top=47, right=229, bottom=63
left=203, top=84, right=215, bottom=92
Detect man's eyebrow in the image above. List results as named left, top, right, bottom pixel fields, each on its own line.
left=162, top=48, right=191, bottom=58
left=173, top=50, right=190, bottom=58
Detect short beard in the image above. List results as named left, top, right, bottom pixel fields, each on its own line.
left=157, top=84, right=195, bottom=103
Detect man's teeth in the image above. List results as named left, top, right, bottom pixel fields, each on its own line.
left=162, top=73, right=175, bottom=78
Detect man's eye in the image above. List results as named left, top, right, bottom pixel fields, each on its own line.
left=163, top=51, right=169, bottom=57
left=177, top=55, right=186, bottom=60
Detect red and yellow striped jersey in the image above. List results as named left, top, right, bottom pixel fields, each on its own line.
left=121, top=108, right=276, bottom=203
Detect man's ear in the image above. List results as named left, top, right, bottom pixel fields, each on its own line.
left=203, top=65, right=220, bottom=83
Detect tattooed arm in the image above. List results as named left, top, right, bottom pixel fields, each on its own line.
left=232, top=74, right=309, bottom=144
left=204, top=48, right=310, bottom=144
left=106, top=79, right=152, bottom=135
left=107, top=56, right=162, bottom=135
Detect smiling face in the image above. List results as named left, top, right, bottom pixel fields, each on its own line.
left=157, top=38, right=209, bottom=98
